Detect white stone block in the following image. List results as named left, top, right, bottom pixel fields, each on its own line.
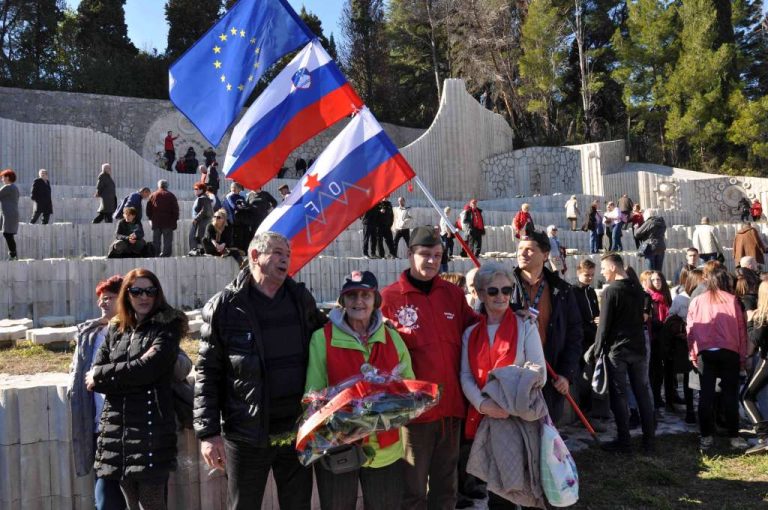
left=0, top=325, right=28, bottom=341
left=28, top=326, right=77, bottom=346
left=0, top=318, right=33, bottom=329
left=38, top=316, right=76, bottom=327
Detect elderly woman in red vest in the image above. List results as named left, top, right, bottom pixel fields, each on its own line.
left=305, top=270, right=414, bottom=510
left=460, top=262, right=546, bottom=509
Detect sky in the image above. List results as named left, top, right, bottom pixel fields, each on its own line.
left=63, top=0, right=345, bottom=54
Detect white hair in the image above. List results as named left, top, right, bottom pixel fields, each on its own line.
left=546, top=224, right=558, bottom=235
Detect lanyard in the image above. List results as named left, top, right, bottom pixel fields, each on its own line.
left=521, top=278, right=546, bottom=309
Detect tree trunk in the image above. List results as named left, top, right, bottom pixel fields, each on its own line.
left=424, top=0, right=442, bottom=101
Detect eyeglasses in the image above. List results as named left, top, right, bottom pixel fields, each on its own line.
left=214, top=215, right=225, bottom=219
left=127, top=286, right=159, bottom=297
left=483, top=286, right=513, bottom=296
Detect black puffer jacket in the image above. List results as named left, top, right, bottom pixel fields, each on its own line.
left=193, top=268, right=326, bottom=445
left=634, top=216, right=667, bottom=255
left=91, top=307, right=187, bottom=481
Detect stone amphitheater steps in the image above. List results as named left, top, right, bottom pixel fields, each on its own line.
left=0, top=246, right=735, bottom=323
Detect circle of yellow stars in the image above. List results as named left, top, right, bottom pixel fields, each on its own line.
left=211, top=26, right=263, bottom=93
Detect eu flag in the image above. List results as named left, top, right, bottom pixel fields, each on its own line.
left=169, top=0, right=313, bottom=146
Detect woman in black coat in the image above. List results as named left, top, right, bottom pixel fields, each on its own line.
left=634, top=208, right=667, bottom=271
left=30, top=168, right=53, bottom=224
left=202, top=208, right=243, bottom=264
left=86, top=268, right=188, bottom=509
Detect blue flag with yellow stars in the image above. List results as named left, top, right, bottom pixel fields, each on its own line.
left=169, top=0, right=313, bottom=146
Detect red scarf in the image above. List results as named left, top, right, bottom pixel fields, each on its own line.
left=465, top=308, right=518, bottom=439
left=324, top=322, right=401, bottom=448
left=647, top=289, right=670, bottom=323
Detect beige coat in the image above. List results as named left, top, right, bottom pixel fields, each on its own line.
left=467, top=363, right=548, bottom=509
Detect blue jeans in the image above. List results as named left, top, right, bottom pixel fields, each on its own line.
left=611, top=222, right=624, bottom=251
left=646, top=252, right=665, bottom=271
left=95, top=475, right=126, bottom=510
left=590, top=230, right=601, bottom=253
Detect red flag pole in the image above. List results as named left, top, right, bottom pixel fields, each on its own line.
left=412, top=177, right=481, bottom=267
left=413, top=176, right=598, bottom=441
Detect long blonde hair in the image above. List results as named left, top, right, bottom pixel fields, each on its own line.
left=753, top=281, right=768, bottom=328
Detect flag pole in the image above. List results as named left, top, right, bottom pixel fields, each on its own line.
left=412, top=176, right=481, bottom=267
left=414, top=175, right=598, bottom=442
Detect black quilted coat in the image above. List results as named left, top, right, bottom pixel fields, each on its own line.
left=91, top=307, right=187, bottom=481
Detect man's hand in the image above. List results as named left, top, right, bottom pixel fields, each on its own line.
left=553, top=376, right=570, bottom=395
left=201, top=435, right=227, bottom=471
left=85, top=369, right=95, bottom=391
left=479, top=398, right=510, bottom=419
left=593, top=316, right=600, bottom=325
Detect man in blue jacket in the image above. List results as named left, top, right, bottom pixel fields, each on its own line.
left=114, top=187, right=151, bottom=221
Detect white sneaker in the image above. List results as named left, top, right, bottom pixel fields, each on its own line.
left=700, top=436, right=714, bottom=451
left=730, top=437, right=749, bottom=450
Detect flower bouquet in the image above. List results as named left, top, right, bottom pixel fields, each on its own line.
left=296, top=363, right=440, bottom=466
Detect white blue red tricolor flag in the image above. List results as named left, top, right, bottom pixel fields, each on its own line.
left=223, top=40, right=364, bottom=190
left=169, top=0, right=313, bottom=146
left=257, top=107, right=416, bottom=275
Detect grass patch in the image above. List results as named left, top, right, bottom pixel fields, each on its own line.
left=573, top=434, right=768, bottom=509
left=0, top=338, right=200, bottom=376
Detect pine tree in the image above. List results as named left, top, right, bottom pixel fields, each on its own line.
left=518, top=0, right=570, bottom=143
left=733, top=0, right=768, bottom=98
left=664, top=0, right=739, bottom=170
left=611, top=0, right=679, bottom=163
left=74, top=0, right=138, bottom=94
left=340, top=0, right=391, bottom=118
left=165, top=0, right=222, bottom=60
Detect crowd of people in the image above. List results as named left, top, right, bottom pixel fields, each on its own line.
left=64, top=222, right=768, bottom=510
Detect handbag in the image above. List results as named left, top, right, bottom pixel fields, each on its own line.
left=540, top=415, right=579, bottom=507
left=318, top=444, right=368, bottom=474
left=638, top=239, right=654, bottom=257
left=591, top=352, right=608, bottom=396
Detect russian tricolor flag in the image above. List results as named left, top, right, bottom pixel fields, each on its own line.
left=257, top=108, right=416, bottom=275
left=223, top=39, right=364, bottom=190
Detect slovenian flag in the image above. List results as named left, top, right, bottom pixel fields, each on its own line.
left=257, top=107, right=416, bottom=275
left=223, top=40, right=364, bottom=190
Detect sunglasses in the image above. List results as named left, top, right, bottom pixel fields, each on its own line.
left=214, top=215, right=225, bottom=219
left=483, top=286, right=513, bottom=296
left=127, top=286, right=159, bottom=297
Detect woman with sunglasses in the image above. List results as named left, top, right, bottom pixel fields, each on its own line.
left=86, top=268, right=188, bottom=509
left=460, top=262, right=546, bottom=508
left=202, top=208, right=243, bottom=264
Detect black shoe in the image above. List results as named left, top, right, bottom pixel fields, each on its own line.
left=629, top=409, right=641, bottom=429
left=601, top=440, right=631, bottom=453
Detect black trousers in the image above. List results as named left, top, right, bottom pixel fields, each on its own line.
left=467, top=231, right=483, bottom=257
left=607, top=351, right=655, bottom=444
left=223, top=438, right=312, bottom=510
left=393, top=228, right=410, bottom=256
left=698, top=349, right=741, bottom=438
left=362, top=224, right=375, bottom=256
left=742, top=356, right=768, bottom=435
left=376, top=225, right=396, bottom=257
left=315, top=459, right=403, bottom=510
left=30, top=211, right=51, bottom=224
left=3, top=233, right=16, bottom=258
left=165, top=150, right=175, bottom=171
left=93, top=212, right=113, bottom=224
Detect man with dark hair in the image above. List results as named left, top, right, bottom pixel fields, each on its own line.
left=114, top=187, right=151, bottom=222
left=381, top=226, right=478, bottom=509
left=195, top=231, right=326, bottom=509
left=673, top=247, right=699, bottom=285
left=146, top=180, right=180, bottom=257
left=511, top=230, right=583, bottom=422
left=618, top=194, right=634, bottom=230
left=596, top=253, right=656, bottom=453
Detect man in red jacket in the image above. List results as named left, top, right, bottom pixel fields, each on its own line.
left=164, top=130, right=179, bottom=172
left=146, top=179, right=179, bottom=257
left=381, top=226, right=478, bottom=510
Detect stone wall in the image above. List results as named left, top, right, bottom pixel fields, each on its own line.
left=481, top=147, right=582, bottom=198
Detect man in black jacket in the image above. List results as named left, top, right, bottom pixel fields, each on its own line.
left=375, top=197, right=397, bottom=258
left=512, top=231, right=583, bottom=423
left=572, top=259, right=602, bottom=414
left=595, top=253, right=656, bottom=453
left=194, top=231, right=326, bottom=509
left=30, top=168, right=53, bottom=224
